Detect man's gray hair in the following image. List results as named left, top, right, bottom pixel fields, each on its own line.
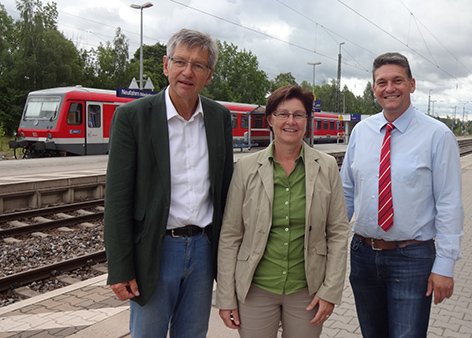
left=166, top=28, right=218, bottom=71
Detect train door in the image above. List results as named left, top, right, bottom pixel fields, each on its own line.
left=85, top=102, right=104, bottom=155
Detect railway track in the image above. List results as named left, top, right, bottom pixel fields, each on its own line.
left=459, top=138, right=472, bottom=156
left=0, top=199, right=104, bottom=238
left=0, top=251, right=107, bottom=292
left=0, top=199, right=106, bottom=299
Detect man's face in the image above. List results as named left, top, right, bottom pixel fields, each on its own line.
left=163, top=44, right=213, bottom=105
left=372, top=64, right=416, bottom=118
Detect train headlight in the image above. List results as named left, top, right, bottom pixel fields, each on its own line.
left=19, top=131, right=25, bottom=138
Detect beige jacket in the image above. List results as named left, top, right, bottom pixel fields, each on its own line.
left=216, top=142, right=349, bottom=309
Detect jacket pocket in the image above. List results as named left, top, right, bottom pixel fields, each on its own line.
left=133, top=208, right=146, bottom=244
left=313, top=241, right=327, bottom=256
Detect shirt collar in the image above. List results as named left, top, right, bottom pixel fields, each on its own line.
left=268, top=143, right=305, bottom=163
left=164, top=86, right=204, bottom=121
left=378, top=105, right=415, bottom=134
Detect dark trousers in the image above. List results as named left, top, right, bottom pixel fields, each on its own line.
left=349, top=235, right=435, bottom=338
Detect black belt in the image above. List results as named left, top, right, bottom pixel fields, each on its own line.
left=166, top=225, right=207, bottom=237
left=354, top=234, right=427, bottom=251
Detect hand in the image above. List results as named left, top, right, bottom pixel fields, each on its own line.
left=219, top=308, right=240, bottom=329
left=110, top=279, right=140, bottom=300
left=306, top=295, right=335, bottom=326
left=426, top=273, right=454, bottom=305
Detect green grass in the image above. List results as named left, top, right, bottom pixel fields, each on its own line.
left=0, top=136, right=15, bottom=159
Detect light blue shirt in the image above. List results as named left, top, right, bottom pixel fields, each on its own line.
left=340, top=105, right=463, bottom=277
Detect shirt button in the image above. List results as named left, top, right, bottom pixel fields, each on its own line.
left=285, top=228, right=289, bottom=232
left=285, top=201, right=289, bottom=205
left=284, top=242, right=288, bottom=246
left=282, top=271, right=287, bottom=275
left=286, top=188, right=290, bottom=192
left=285, top=216, right=289, bottom=220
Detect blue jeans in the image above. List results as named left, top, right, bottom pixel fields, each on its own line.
left=130, top=233, right=213, bottom=338
left=349, top=235, right=435, bottom=338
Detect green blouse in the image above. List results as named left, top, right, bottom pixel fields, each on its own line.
left=252, top=146, right=307, bottom=295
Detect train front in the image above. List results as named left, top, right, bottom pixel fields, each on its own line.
left=9, top=92, right=65, bottom=158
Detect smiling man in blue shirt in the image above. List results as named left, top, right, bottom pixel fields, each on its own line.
left=340, top=52, right=463, bottom=338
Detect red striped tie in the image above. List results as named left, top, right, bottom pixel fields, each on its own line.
left=378, top=123, right=394, bottom=231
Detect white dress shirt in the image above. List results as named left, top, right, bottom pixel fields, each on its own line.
left=165, top=88, right=213, bottom=229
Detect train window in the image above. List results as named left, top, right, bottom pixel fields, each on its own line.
left=330, top=121, right=335, bottom=130
left=241, top=115, right=248, bottom=129
left=67, top=103, right=82, bottom=125
left=231, top=113, right=237, bottom=129
left=316, top=120, right=322, bottom=130
left=252, top=114, right=264, bottom=128
left=88, top=105, right=101, bottom=128
left=24, top=96, right=61, bottom=120
left=323, top=120, right=329, bottom=130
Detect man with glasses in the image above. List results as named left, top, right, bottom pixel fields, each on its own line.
left=104, top=28, right=233, bottom=337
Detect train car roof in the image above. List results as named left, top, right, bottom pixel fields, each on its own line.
left=28, top=86, right=117, bottom=96
left=218, top=100, right=265, bottom=113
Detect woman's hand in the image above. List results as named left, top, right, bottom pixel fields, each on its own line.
left=219, top=308, right=241, bottom=329
left=306, top=295, right=335, bottom=326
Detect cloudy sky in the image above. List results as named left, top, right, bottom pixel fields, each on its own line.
left=3, top=0, right=472, bottom=118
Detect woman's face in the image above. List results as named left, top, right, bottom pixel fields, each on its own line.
left=267, top=98, right=307, bottom=147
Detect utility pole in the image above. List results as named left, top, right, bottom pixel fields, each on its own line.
left=427, top=89, right=432, bottom=115
left=336, top=42, right=345, bottom=113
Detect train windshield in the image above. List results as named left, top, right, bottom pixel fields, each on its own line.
left=23, top=96, right=61, bottom=120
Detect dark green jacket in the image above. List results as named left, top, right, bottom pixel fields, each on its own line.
left=104, top=89, right=234, bottom=305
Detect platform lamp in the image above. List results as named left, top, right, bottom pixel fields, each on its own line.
left=307, top=61, right=321, bottom=93
left=130, top=2, right=154, bottom=89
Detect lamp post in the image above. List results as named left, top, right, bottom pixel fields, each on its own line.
left=307, top=61, right=321, bottom=92
left=336, top=42, right=345, bottom=113
left=130, top=2, right=154, bottom=89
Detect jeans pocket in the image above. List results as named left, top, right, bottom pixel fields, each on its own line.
left=399, top=240, right=435, bottom=259
left=350, top=235, right=362, bottom=251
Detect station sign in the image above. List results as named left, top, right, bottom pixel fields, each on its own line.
left=116, top=88, right=157, bottom=98
left=313, top=99, right=321, bottom=112
left=350, top=113, right=361, bottom=121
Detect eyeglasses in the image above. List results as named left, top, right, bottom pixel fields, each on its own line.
left=272, top=111, right=308, bottom=120
left=169, top=57, right=210, bottom=74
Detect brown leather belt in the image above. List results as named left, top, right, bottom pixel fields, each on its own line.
left=354, top=234, right=425, bottom=251
left=166, top=225, right=207, bottom=237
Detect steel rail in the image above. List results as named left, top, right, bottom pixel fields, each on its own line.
left=0, top=199, right=104, bottom=224
left=0, top=212, right=103, bottom=238
left=0, top=250, right=107, bottom=292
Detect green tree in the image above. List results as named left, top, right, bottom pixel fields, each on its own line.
left=77, top=48, right=100, bottom=88
left=299, top=80, right=313, bottom=93
left=358, top=82, right=379, bottom=115
left=314, top=80, right=338, bottom=112
left=14, top=0, right=59, bottom=91
left=204, top=41, right=270, bottom=104
left=130, top=42, right=168, bottom=91
left=95, top=28, right=131, bottom=89
left=0, top=4, right=22, bottom=135
left=270, top=72, right=297, bottom=92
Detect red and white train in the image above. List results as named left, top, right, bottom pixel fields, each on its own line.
left=10, top=86, right=344, bottom=158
